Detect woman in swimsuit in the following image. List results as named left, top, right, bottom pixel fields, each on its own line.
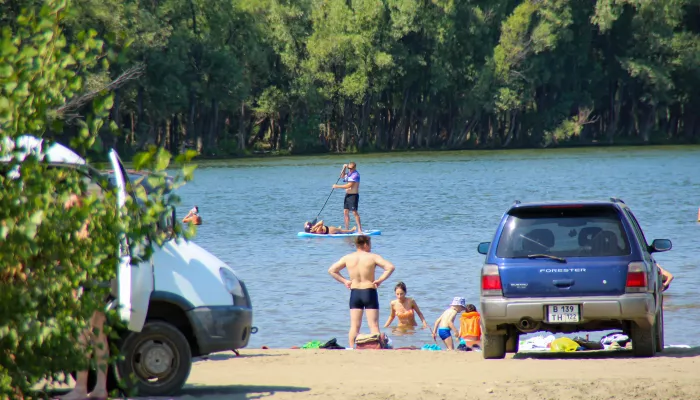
left=304, top=220, right=357, bottom=235
left=383, top=282, right=429, bottom=332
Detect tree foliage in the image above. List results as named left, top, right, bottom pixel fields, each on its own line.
left=9, top=0, right=696, bottom=157
left=0, top=1, right=195, bottom=397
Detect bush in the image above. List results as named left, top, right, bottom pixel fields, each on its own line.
left=0, top=1, right=195, bottom=397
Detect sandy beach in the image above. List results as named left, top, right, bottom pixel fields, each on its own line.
left=165, top=347, right=700, bottom=400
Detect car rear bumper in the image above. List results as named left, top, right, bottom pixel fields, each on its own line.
left=481, top=294, right=656, bottom=332
left=187, top=306, right=253, bottom=354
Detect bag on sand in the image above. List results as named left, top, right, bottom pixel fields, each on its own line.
left=355, top=333, right=388, bottom=350
left=550, top=337, right=579, bottom=352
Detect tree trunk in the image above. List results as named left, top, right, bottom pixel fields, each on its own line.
left=171, top=114, right=180, bottom=155
left=237, top=103, right=246, bottom=151
left=207, top=98, right=219, bottom=152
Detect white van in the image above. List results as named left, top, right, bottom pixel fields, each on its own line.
left=1, top=136, right=253, bottom=396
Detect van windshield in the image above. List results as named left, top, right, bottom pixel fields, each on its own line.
left=495, top=206, right=631, bottom=258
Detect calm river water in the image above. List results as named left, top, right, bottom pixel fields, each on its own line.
left=173, top=146, right=700, bottom=349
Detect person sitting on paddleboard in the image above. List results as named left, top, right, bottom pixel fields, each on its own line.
left=304, top=220, right=357, bottom=235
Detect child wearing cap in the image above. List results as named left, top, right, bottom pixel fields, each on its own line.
left=431, top=297, right=467, bottom=350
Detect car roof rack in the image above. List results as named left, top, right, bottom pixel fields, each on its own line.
left=610, top=197, right=626, bottom=204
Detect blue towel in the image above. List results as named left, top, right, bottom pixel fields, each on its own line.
left=421, top=344, right=442, bottom=351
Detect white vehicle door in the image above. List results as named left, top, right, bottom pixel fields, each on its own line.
left=108, top=149, right=153, bottom=332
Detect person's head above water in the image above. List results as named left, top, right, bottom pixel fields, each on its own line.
left=355, top=235, right=371, bottom=250
left=304, top=221, right=312, bottom=232
left=348, top=162, right=357, bottom=171
left=394, top=281, right=407, bottom=300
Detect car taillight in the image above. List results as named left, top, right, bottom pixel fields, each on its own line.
left=625, top=262, right=648, bottom=293
left=481, top=264, right=503, bottom=296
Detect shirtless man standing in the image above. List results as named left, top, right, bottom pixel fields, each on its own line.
left=328, top=235, right=396, bottom=348
left=333, top=162, right=362, bottom=233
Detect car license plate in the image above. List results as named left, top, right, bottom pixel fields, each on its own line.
left=547, top=305, right=580, bottom=323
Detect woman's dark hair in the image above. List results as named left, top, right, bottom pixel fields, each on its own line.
left=465, top=304, right=477, bottom=313
left=395, top=281, right=407, bottom=293
left=304, top=222, right=311, bottom=233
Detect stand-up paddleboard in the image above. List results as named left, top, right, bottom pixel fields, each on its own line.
left=297, top=229, right=381, bottom=238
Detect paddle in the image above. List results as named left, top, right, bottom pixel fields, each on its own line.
left=311, top=175, right=343, bottom=225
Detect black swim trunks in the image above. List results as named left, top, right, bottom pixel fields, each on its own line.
left=349, top=288, right=379, bottom=310
left=344, top=193, right=359, bottom=211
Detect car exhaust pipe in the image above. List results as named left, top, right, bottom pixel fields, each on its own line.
left=516, top=317, right=541, bottom=333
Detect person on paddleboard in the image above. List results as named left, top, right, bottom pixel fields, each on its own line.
left=304, top=220, right=357, bottom=235
left=333, top=162, right=362, bottom=233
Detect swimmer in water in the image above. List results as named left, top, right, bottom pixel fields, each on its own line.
left=383, top=281, right=429, bottom=333
left=183, top=206, right=202, bottom=225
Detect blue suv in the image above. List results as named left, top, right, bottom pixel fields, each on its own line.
left=477, top=198, right=671, bottom=359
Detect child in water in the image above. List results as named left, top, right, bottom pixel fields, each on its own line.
left=432, top=297, right=467, bottom=350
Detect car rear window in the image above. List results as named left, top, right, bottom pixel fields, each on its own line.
left=495, top=206, right=631, bottom=258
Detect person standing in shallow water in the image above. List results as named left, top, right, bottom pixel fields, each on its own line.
left=383, top=281, right=429, bottom=332
left=333, top=162, right=362, bottom=233
left=328, top=235, right=396, bottom=348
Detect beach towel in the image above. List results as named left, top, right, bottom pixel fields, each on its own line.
left=459, top=311, right=481, bottom=339
left=600, top=332, right=630, bottom=346
left=301, top=340, right=324, bottom=349
left=421, top=344, right=441, bottom=351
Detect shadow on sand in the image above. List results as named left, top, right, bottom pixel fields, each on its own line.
left=47, top=384, right=310, bottom=400
left=194, top=351, right=286, bottom=362
left=173, top=384, right=310, bottom=399
left=513, top=346, right=700, bottom=360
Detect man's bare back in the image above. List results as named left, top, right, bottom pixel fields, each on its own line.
left=342, top=251, right=387, bottom=289
left=328, top=236, right=396, bottom=348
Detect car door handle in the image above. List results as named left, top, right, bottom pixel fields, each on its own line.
left=553, top=279, right=574, bottom=288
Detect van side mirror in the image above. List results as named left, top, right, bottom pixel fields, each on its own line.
left=649, top=239, right=672, bottom=253
left=477, top=242, right=490, bottom=255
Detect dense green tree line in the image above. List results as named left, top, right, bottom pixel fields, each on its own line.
left=5, top=0, right=700, bottom=157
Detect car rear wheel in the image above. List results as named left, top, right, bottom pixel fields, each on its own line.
left=630, top=320, right=657, bottom=357
left=505, top=329, right=520, bottom=353
left=482, top=333, right=506, bottom=359
left=655, top=308, right=664, bottom=353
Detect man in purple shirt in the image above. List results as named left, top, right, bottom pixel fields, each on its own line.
left=333, top=162, right=362, bottom=233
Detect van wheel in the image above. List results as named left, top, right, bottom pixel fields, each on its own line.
left=115, top=321, right=192, bottom=396
left=630, top=321, right=656, bottom=358
left=482, top=333, right=506, bottom=359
